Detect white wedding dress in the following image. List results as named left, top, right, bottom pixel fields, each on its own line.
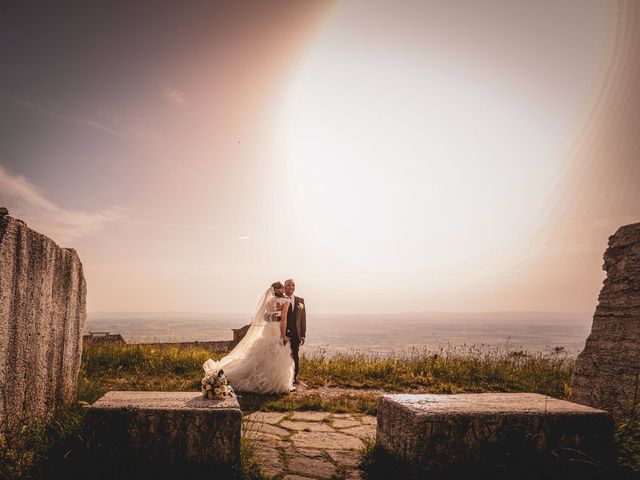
left=202, top=287, right=294, bottom=394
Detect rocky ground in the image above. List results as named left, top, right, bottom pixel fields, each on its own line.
left=243, top=410, right=376, bottom=480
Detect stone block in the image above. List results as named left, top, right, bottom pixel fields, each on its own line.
left=572, top=221, right=640, bottom=422
left=86, top=391, right=241, bottom=478
left=376, top=393, right=614, bottom=476
left=0, top=215, right=86, bottom=435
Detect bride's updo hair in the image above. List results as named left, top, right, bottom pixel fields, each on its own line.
left=271, top=281, right=284, bottom=297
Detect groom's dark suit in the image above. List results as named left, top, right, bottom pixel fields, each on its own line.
left=285, top=296, right=306, bottom=381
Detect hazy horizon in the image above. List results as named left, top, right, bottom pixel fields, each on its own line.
left=85, top=309, right=593, bottom=355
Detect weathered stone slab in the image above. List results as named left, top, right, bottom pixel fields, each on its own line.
left=572, top=222, right=640, bottom=422
left=360, top=415, right=376, bottom=426
left=281, top=419, right=334, bottom=432
left=291, top=430, right=364, bottom=450
left=377, top=393, right=614, bottom=475
left=253, top=444, right=284, bottom=477
left=246, top=420, right=290, bottom=437
left=86, top=391, right=241, bottom=477
left=340, top=424, right=375, bottom=440
left=246, top=430, right=282, bottom=443
left=332, top=417, right=361, bottom=429
left=288, top=455, right=337, bottom=479
left=290, top=411, right=330, bottom=422
left=326, top=449, right=361, bottom=468
left=331, top=413, right=353, bottom=419
left=0, top=215, right=87, bottom=434
left=244, top=411, right=288, bottom=425
left=296, top=448, right=326, bottom=458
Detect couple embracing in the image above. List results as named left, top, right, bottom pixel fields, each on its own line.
left=202, top=279, right=306, bottom=393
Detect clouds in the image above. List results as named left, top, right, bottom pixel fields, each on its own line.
left=0, top=86, right=154, bottom=141
left=0, top=165, right=125, bottom=245
left=163, top=86, right=186, bottom=106
left=113, top=218, right=224, bottom=231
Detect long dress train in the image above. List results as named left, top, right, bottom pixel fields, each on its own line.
left=202, top=287, right=294, bottom=394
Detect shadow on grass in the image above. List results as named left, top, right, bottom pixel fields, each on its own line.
left=236, top=391, right=377, bottom=415
left=358, top=441, right=640, bottom=480
left=1, top=407, right=266, bottom=480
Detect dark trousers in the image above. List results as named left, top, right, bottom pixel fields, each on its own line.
left=289, top=336, right=300, bottom=381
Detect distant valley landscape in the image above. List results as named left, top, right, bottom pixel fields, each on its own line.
left=86, top=310, right=593, bottom=356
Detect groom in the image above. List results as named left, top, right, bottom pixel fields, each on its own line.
left=283, top=278, right=306, bottom=386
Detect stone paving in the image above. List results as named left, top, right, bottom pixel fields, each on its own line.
left=243, top=411, right=376, bottom=479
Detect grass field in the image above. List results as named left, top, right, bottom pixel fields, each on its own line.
left=1, top=342, right=638, bottom=479
left=77, top=342, right=574, bottom=402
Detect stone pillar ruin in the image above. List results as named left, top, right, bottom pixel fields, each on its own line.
left=571, top=222, right=640, bottom=422
left=0, top=213, right=87, bottom=435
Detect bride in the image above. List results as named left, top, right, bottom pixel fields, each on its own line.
left=202, top=282, right=295, bottom=394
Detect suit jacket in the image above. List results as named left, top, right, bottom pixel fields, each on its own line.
left=286, top=296, right=306, bottom=338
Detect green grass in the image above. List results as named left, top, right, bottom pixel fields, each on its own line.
left=77, top=342, right=218, bottom=402
left=301, top=345, right=573, bottom=397
left=77, top=342, right=574, bottom=402
left=617, top=416, right=640, bottom=473
left=236, top=391, right=379, bottom=415
left=2, top=342, right=638, bottom=479
left=239, top=439, right=268, bottom=480
left=0, top=403, right=87, bottom=479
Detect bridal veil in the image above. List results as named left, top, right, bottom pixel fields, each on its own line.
left=202, top=286, right=274, bottom=376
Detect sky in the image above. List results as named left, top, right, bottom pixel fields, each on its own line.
left=1, top=0, right=638, bottom=316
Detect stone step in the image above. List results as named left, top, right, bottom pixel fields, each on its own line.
left=85, top=391, right=241, bottom=478
left=376, top=393, right=614, bottom=477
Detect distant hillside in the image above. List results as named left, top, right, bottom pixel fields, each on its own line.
left=86, top=310, right=591, bottom=355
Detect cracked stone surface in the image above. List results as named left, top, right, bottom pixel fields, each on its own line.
left=247, top=421, right=291, bottom=437
left=280, top=420, right=334, bottom=432
left=359, top=416, right=376, bottom=426
left=243, top=411, right=375, bottom=479
left=288, top=455, right=336, bottom=478
left=291, top=431, right=364, bottom=450
left=332, top=413, right=353, bottom=419
left=246, top=411, right=288, bottom=424
left=332, top=418, right=362, bottom=429
left=255, top=446, right=284, bottom=478
left=339, top=425, right=375, bottom=440
left=327, top=450, right=360, bottom=468
left=251, top=431, right=282, bottom=443
left=290, top=411, right=331, bottom=422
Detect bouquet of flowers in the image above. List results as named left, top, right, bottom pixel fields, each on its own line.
left=201, top=369, right=234, bottom=399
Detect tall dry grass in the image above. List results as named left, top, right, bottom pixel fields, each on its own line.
left=301, top=344, right=573, bottom=397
